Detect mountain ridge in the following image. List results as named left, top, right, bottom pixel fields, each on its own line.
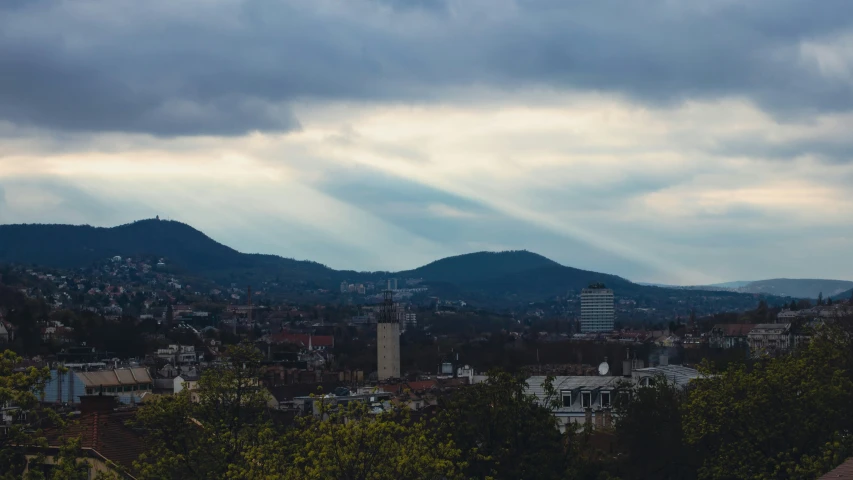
left=0, top=219, right=768, bottom=306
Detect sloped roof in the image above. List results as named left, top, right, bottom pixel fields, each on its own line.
left=749, top=323, right=791, bottom=335
left=821, top=457, right=853, bottom=478
left=44, top=411, right=143, bottom=476
left=526, top=375, right=625, bottom=412
left=77, top=368, right=152, bottom=387
left=712, top=324, right=756, bottom=336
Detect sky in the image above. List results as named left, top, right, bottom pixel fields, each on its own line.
left=1, top=0, right=853, bottom=285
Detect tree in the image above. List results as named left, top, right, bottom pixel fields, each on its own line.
left=614, top=375, right=695, bottom=479
left=132, top=344, right=273, bottom=479
left=0, top=350, right=60, bottom=479
left=682, top=325, right=853, bottom=479
left=233, top=402, right=463, bottom=480
left=165, top=304, right=174, bottom=325
left=437, top=371, right=567, bottom=480
left=817, top=292, right=824, bottom=306
left=828, top=297, right=834, bottom=306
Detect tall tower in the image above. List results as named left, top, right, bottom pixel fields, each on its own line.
left=580, top=283, right=615, bottom=333
left=377, top=290, right=400, bottom=381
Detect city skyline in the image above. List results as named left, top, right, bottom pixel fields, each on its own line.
left=2, top=1, right=853, bottom=285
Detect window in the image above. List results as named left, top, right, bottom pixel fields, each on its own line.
left=601, top=391, right=611, bottom=408
left=581, top=391, right=591, bottom=409
left=562, top=392, right=572, bottom=408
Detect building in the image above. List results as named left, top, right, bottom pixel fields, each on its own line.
left=340, top=281, right=348, bottom=293
left=30, top=396, right=144, bottom=478
left=631, top=364, right=701, bottom=388
left=580, top=284, right=615, bottom=332
left=709, top=324, right=756, bottom=349
left=526, top=375, right=622, bottom=431
left=387, top=278, right=398, bottom=291
left=402, top=312, right=417, bottom=331
left=42, top=368, right=153, bottom=405
left=377, top=291, right=401, bottom=380
left=156, top=344, right=198, bottom=364
left=748, top=323, right=795, bottom=355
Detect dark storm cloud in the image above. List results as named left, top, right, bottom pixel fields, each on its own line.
left=1, top=0, right=852, bottom=136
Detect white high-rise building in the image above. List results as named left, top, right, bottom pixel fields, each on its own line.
left=580, top=284, right=615, bottom=332
left=387, top=278, right=398, bottom=291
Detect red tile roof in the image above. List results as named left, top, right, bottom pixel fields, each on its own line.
left=821, top=458, right=853, bottom=478
left=712, top=324, right=756, bottom=336
left=44, top=411, right=144, bottom=475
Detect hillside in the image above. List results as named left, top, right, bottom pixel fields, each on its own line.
left=0, top=219, right=340, bottom=284
left=0, top=219, right=770, bottom=308
left=398, top=251, right=561, bottom=284
left=737, top=279, right=853, bottom=299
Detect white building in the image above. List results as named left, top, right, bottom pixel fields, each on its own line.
left=580, top=284, right=615, bottom=332
left=387, top=278, right=398, bottom=291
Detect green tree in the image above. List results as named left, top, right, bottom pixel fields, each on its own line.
left=0, top=350, right=60, bottom=479
left=234, top=401, right=463, bottom=480
left=132, top=344, right=273, bottom=479
left=437, top=371, right=566, bottom=480
left=818, top=292, right=824, bottom=306
left=682, top=325, right=853, bottom=479
left=614, top=375, right=695, bottom=479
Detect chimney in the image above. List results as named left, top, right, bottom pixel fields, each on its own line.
left=594, top=409, right=604, bottom=429
left=659, top=354, right=669, bottom=366
left=622, top=360, right=632, bottom=377
left=80, top=394, right=117, bottom=414
left=584, top=407, right=592, bottom=426
left=604, top=409, right=613, bottom=429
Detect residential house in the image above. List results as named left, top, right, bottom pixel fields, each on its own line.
left=156, top=344, right=198, bottom=364
left=174, top=374, right=201, bottom=402
left=709, top=324, right=756, bottom=349
left=748, top=323, right=800, bottom=355
left=526, top=375, right=623, bottom=432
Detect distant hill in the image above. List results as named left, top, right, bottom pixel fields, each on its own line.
left=0, top=219, right=768, bottom=307
left=708, top=281, right=752, bottom=289
left=399, top=251, right=638, bottom=300
left=398, top=251, right=561, bottom=284
left=0, top=219, right=341, bottom=284
left=832, top=288, right=853, bottom=301
left=737, top=279, right=853, bottom=299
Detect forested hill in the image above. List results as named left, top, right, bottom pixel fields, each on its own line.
left=0, top=219, right=339, bottom=283
left=0, top=219, right=765, bottom=306
left=738, top=278, right=853, bottom=299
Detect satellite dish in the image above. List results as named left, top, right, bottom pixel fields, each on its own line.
left=598, top=361, right=610, bottom=376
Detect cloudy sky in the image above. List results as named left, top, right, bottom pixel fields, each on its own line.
left=2, top=0, right=853, bottom=284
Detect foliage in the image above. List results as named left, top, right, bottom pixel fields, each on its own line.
left=437, top=370, right=567, bottom=480
left=23, top=438, right=91, bottom=480
left=614, top=376, right=695, bottom=479
left=0, top=350, right=62, bottom=479
left=132, top=343, right=274, bottom=479
left=233, top=401, right=463, bottom=480
left=682, top=324, right=853, bottom=480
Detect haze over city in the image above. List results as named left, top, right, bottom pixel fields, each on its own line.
left=2, top=0, right=853, bottom=285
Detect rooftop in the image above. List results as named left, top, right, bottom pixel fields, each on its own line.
left=77, top=367, right=152, bottom=387
left=632, top=364, right=702, bottom=388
